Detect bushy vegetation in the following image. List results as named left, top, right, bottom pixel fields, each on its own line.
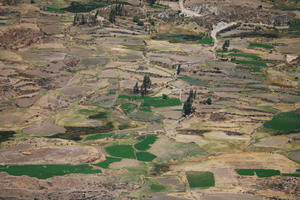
left=105, top=145, right=136, bottom=159
left=0, top=164, right=101, bottom=179
left=134, top=135, right=158, bottom=151
left=136, top=152, right=157, bottom=162
left=249, top=43, right=274, bottom=49
left=263, top=112, right=300, bottom=131
left=186, top=171, right=215, bottom=188
left=93, top=157, right=122, bottom=168
left=0, top=131, right=16, bottom=143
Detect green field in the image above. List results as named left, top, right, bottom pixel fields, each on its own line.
left=236, top=65, right=261, bottom=72
left=105, top=145, right=136, bottom=159
left=197, top=37, right=213, bottom=44
left=88, top=112, right=108, bottom=119
left=263, top=111, right=300, bottom=131
left=134, top=135, right=158, bottom=151
left=249, top=43, right=274, bottom=49
left=84, top=132, right=114, bottom=141
left=235, top=169, right=280, bottom=177
left=234, top=59, right=267, bottom=67
left=235, top=169, right=255, bottom=176
left=0, top=164, right=101, bottom=179
left=186, top=171, right=215, bottom=188
left=229, top=53, right=261, bottom=60
left=93, top=157, right=122, bottom=169
left=136, top=152, right=157, bottom=162
left=142, top=96, right=181, bottom=108
left=178, top=76, right=209, bottom=86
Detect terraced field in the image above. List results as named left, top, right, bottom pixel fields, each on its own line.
left=0, top=0, right=299, bottom=199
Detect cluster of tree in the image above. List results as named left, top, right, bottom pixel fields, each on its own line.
left=133, top=75, right=152, bottom=96
left=133, top=16, right=144, bottom=26
left=183, top=90, right=196, bottom=116
left=109, top=3, right=124, bottom=23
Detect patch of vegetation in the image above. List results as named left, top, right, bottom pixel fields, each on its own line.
left=249, top=43, right=273, bottom=49
left=255, top=169, right=281, bottom=177
left=106, top=90, right=116, bottom=96
left=234, top=59, right=267, bottom=67
left=150, top=183, right=165, bottom=192
left=263, top=112, right=300, bottom=131
left=236, top=65, right=261, bottom=72
left=134, top=135, right=158, bottom=151
left=62, top=1, right=130, bottom=13
left=229, top=53, right=261, bottom=60
left=48, top=122, right=114, bottom=141
left=84, top=132, right=114, bottom=141
left=142, top=96, right=181, bottom=108
left=186, top=171, right=215, bottom=188
left=150, top=163, right=170, bottom=175
left=152, top=34, right=204, bottom=43
left=88, top=112, right=108, bottom=119
left=197, top=37, right=213, bottom=44
left=136, top=152, right=157, bottom=162
left=45, top=7, right=64, bottom=14
left=139, top=106, right=152, bottom=112
left=235, top=169, right=281, bottom=177
left=105, top=145, right=136, bottom=159
left=281, top=173, right=300, bottom=177
left=0, top=164, right=101, bottom=179
left=0, top=131, right=16, bottom=143
left=121, top=103, right=137, bottom=114
left=93, top=157, right=122, bottom=169
left=178, top=76, right=209, bottom=86
left=235, top=169, right=255, bottom=176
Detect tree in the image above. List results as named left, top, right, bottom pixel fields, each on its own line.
left=177, top=64, right=181, bottom=75
left=206, top=98, right=212, bottom=105
left=143, top=75, right=151, bottom=89
left=183, top=90, right=196, bottom=116
left=133, top=82, right=139, bottom=94
left=140, top=75, right=151, bottom=96
left=183, top=98, right=192, bottom=116
left=222, top=40, right=230, bottom=52
left=140, top=83, right=146, bottom=96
